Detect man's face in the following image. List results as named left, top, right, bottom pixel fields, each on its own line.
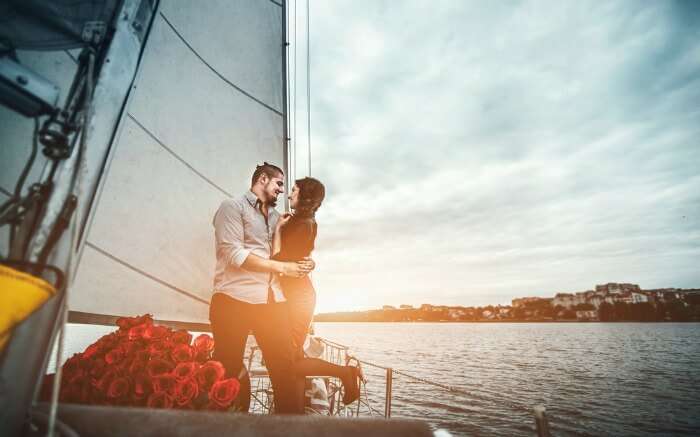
left=262, top=173, right=285, bottom=204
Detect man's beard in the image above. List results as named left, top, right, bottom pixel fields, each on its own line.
left=266, top=191, right=279, bottom=207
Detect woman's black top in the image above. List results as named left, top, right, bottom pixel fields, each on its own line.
left=271, top=215, right=317, bottom=295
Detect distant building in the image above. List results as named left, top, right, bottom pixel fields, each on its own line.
left=420, top=304, right=433, bottom=311
left=497, top=307, right=511, bottom=318
left=552, top=293, right=574, bottom=308
left=576, top=310, right=598, bottom=321
left=399, top=304, right=413, bottom=310
left=618, top=292, right=649, bottom=304
left=382, top=305, right=396, bottom=311
left=512, top=297, right=543, bottom=307
left=448, top=308, right=465, bottom=319
left=595, top=283, right=640, bottom=294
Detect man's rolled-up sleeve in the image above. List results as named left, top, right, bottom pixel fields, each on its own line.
left=214, top=200, right=250, bottom=267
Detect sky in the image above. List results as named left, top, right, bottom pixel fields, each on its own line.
left=290, top=0, right=700, bottom=313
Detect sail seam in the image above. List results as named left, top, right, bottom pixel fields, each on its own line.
left=159, top=12, right=284, bottom=117
left=127, top=114, right=233, bottom=198
left=85, top=241, right=209, bottom=305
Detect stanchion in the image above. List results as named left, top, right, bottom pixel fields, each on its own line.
left=385, top=368, right=393, bottom=418
left=533, top=405, right=551, bottom=437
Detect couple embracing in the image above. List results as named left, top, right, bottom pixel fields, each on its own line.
left=209, top=162, right=363, bottom=414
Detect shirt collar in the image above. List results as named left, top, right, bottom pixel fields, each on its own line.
left=244, top=190, right=260, bottom=207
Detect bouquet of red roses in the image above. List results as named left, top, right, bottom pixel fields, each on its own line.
left=49, top=314, right=239, bottom=410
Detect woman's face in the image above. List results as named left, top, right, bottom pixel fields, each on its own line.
left=288, top=184, right=300, bottom=209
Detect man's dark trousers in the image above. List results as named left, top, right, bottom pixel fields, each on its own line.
left=209, top=292, right=299, bottom=413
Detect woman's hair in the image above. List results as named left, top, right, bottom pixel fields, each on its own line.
left=294, top=177, right=325, bottom=217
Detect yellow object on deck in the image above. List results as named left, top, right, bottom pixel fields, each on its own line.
left=0, top=264, right=56, bottom=352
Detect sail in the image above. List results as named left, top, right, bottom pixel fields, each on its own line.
left=69, top=0, right=286, bottom=323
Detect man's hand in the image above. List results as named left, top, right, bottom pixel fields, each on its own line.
left=280, top=261, right=311, bottom=278
left=300, top=257, right=315, bottom=273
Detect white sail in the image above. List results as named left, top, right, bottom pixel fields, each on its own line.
left=69, top=0, right=287, bottom=323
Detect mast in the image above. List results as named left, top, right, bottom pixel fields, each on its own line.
left=282, top=0, right=290, bottom=209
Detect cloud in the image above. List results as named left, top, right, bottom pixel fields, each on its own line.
left=300, top=0, right=700, bottom=312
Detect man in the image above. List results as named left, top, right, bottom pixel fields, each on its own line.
left=210, top=162, right=313, bottom=413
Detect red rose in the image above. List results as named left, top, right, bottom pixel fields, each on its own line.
left=82, top=343, right=101, bottom=360
left=62, top=354, right=82, bottom=376
left=208, top=378, right=240, bottom=409
left=194, top=349, right=211, bottom=363
left=132, top=373, right=152, bottom=402
left=107, top=376, right=130, bottom=400
left=143, top=325, right=169, bottom=340
left=128, top=359, right=146, bottom=375
left=94, top=369, right=118, bottom=393
left=146, top=391, right=173, bottom=409
left=173, top=378, right=199, bottom=407
left=171, top=344, right=194, bottom=363
left=173, top=362, right=198, bottom=381
left=170, top=330, right=192, bottom=345
left=128, top=323, right=149, bottom=341
left=152, top=374, right=177, bottom=396
left=104, top=347, right=124, bottom=365
left=193, top=334, right=215, bottom=353
left=149, top=350, right=170, bottom=362
left=148, top=341, right=171, bottom=360
left=147, top=358, right=175, bottom=378
left=60, top=374, right=91, bottom=404
left=135, top=349, right=150, bottom=362
left=117, top=314, right=153, bottom=330
left=89, top=358, right=107, bottom=380
left=195, top=361, right=225, bottom=390
left=120, top=340, right=140, bottom=356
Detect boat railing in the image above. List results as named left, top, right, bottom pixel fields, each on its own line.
left=307, top=337, right=552, bottom=437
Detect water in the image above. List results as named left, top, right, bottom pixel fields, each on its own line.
left=54, top=322, right=700, bottom=436
left=312, top=322, right=700, bottom=436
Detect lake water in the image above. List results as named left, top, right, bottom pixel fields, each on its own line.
left=53, top=322, right=700, bottom=436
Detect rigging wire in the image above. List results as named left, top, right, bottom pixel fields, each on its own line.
left=306, top=0, right=311, bottom=176
left=294, top=0, right=298, bottom=182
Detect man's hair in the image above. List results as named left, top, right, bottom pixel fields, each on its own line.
left=251, top=162, right=284, bottom=187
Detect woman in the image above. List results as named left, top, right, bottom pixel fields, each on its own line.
left=272, top=177, right=364, bottom=408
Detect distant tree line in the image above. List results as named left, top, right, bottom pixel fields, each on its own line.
left=314, top=293, right=700, bottom=323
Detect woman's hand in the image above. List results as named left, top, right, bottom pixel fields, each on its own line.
left=276, top=212, right=292, bottom=231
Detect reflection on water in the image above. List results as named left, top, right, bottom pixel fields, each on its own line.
left=52, top=322, right=700, bottom=436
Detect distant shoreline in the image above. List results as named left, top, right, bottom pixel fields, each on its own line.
left=312, top=319, right=700, bottom=323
